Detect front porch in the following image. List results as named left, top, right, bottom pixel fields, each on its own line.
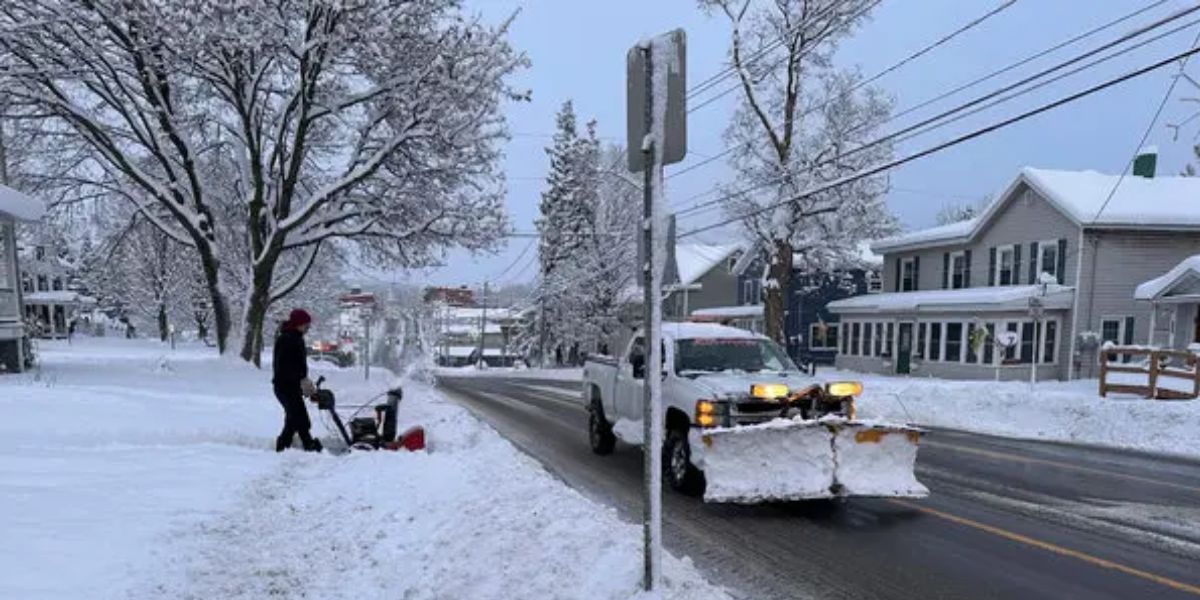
left=828, top=284, right=1075, bottom=381
left=1135, top=255, right=1200, bottom=351
left=23, top=291, right=95, bottom=339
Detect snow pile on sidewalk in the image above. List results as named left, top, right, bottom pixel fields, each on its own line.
left=845, top=371, right=1200, bottom=459
left=0, top=338, right=729, bottom=600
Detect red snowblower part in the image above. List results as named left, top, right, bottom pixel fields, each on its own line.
left=311, top=377, right=425, bottom=452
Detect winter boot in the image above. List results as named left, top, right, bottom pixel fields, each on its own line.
left=275, top=434, right=292, bottom=452
left=304, top=438, right=323, bottom=453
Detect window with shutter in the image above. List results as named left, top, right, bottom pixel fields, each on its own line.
left=1012, top=244, right=1023, bottom=285
left=1056, top=239, right=1067, bottom=284
left=1028, top=242, right=1039, bottom=283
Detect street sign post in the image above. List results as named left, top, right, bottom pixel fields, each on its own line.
left=627, top=28, right=686, bottom=594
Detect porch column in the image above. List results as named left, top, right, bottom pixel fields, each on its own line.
left=1148, top=302, right=1157, bottom=347
left=1168, top=305, right=1178, bottom=349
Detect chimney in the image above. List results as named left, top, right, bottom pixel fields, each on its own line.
left=1132, top=146, right=1157, bottom=178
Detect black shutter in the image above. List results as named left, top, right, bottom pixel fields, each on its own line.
left=964, top=249, right=973, bottom=287
left=1012, top=244, right=1023, bottom=286
left=988, top=247, right=997, bottom=286
left=942, top=252, right=950, bottom=289
left=1124, top=316, right=1135, bottom=345
left=913, top=256, right=921, bottom=291
left=1057, top=239, right=1067, bottom=284
left=1028, top=241, right=1039, bottom=283
left=894, top=258, right=901, bottom=292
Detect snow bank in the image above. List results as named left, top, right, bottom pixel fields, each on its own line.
left=1, top=338, right=729, bottom=600
left=845, top=371, right=1200, bottom=459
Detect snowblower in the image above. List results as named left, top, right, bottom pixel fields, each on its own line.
left=311, top=376, right=426, bottom=452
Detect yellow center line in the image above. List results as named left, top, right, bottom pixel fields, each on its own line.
left=924, top=440, right=1200, bottom=495
left=891, top=500, right=1200, bottom=596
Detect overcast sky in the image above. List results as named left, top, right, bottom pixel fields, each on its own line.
left=403, top=0, right=1200, bottom=288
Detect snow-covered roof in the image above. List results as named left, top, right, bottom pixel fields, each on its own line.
left=23, top=291, right=96, bottom=305
left=827, top=284, right=1075, bottom=314
left=0, top=184, right=45, bottom=221
left=1135, top=255, right=1200, bottom=302
left=674, top=243, right=743, bottom=286
left=874, top=167, right=1200, bottom=253
left=660, top=322, right=766, bottom=341
left=690, top=305, right=764, bottom=319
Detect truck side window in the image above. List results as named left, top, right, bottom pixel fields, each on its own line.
left=629, top=337, right=646, bottom=379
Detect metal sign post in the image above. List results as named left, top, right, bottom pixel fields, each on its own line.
left=627, top=28, right=685, bottom=593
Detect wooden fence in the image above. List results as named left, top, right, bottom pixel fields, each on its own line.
left=1098, top=346, right=1200, bottom=400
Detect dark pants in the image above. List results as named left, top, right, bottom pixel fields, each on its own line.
left=274, top=386, right=320, bottom=452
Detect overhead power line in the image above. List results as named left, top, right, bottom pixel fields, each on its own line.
left=666, top=0, right=1020, bottom=189
left=673, top=3, right=1200, bottom=222
left=678, top=42, right=1200, bottom=240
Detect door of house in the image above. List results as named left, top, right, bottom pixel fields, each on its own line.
left=896, top=322, right=913, bottom=375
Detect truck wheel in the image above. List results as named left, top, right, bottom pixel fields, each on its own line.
left=588, top=400, right=616, bottom=455
left=663, top=428, right=704, bottom=495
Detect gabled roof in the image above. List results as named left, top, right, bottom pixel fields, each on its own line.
left=673, top=243, right=743, bottom=286
left=0, top=184, right=45, bottom=221
left=1135, top=255, right=1200, bottom=302
left=873, top=167, right=1200, bottom=253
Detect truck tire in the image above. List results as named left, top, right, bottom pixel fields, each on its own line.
left=663, top=428, right=704, bottom=495
left=588, top=399, right=616, bottom=455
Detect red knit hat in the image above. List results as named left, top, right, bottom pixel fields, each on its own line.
left=286, top=308, right=312, bottom=329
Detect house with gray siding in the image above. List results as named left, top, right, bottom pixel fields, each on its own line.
left=0, top=185, right=47, bottom=373
left=828, top=154, right=1200, bottom=381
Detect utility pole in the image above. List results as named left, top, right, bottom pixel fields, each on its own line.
left=478, top=281, right=489, bottom=368
left=538, top=296, right=548, bottom=368
left=364, top=311, right=371, bottom=381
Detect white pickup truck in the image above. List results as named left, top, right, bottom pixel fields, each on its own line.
left=582, top=322, right=927, bottom=503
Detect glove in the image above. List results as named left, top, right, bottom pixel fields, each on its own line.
left=300, top=377, right=316, bottom=398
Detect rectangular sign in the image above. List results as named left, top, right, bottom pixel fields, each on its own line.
left=627, top=29, right=687, bottom=172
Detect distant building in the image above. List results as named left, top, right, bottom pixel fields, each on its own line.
left=337, top=288, right=376, bottom=343
left=18, top=235, right=94, bottom=339
left=423, top=286, right=476, bottom=307
left=1, top=185, right=46, bottom=372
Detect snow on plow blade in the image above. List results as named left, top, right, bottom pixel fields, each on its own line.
left=689, top=419, right=928, bottom=503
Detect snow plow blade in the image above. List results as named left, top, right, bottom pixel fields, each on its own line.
left=689, top=419, right=928, bottom=503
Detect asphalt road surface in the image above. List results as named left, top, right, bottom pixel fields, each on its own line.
left=437, top=374, right=1200, bottom=600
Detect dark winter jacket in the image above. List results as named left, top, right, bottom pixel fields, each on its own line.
left=272, top=328, right=309, bottom=390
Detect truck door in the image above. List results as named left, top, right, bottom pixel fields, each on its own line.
left=617, top=337, right=645, bottom=420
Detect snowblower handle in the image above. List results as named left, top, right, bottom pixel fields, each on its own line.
left=315, top=376, right=326, bottom=389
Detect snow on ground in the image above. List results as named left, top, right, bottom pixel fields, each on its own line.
left=1, top=337, right=728, bottom=600
left=840, top=370, right=1200, bottom=459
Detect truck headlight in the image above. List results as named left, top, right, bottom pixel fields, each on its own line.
left=826, top=381, right=863, bottom=398
left=695, top=400, right=727, bottom=427
left=750, top=383, right=789, bottom=400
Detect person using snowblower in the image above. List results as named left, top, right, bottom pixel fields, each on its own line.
left=272, top=309, right=322, bottom=453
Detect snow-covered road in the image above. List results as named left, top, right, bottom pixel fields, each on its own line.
left=0, top=338, right=728, bottom=600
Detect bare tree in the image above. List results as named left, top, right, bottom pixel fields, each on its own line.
left=702, top=0, right=897, bottom=343
left=0, top=0, right=523, bottom=363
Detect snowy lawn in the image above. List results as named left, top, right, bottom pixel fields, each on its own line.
left=0, top=337, right=728, bottom=600
left=839, top=369, right=1200, bottom=459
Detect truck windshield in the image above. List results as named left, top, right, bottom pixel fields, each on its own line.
left=675, top=338, right=799, bottom=374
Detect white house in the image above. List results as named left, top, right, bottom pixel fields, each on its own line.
left=1, top=184, right=46, bottom=372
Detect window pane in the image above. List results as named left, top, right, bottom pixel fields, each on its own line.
left=1041, top=245, right=1058, bottom=279
left=929, top=323, right=943, bottom=361
left=1043, top=321, right=1057, bottom=364
left=1101, top=320, right=1120, bottom=344
left=967, top=323, right=979, bottom=363
left=864, top=322, right=874, bottom=356
left=828, top=325, right=839, bottom=349
left=946, top=323, right=963, bottom=363
left=1019, top=322, right=1034, bottom=364
left=1005, top=322, right=1019, bottom=360
left=917, top=323, right=926, bottom=358
left=884, top=323, right=894, bottom=358
left=874, top=323, right=883, bottom=356
left=852, top=323, right=861, bottom=356
left=985, top=324, right=996, bottom=364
